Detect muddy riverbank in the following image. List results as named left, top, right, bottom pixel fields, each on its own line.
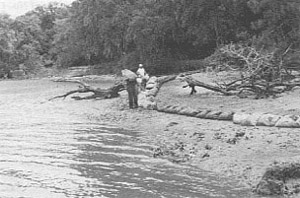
left=1, top=76, right=299, bottom=197
left=0, top=77, right=261, bottom=198
left=83, top=73, right=300, bottom=197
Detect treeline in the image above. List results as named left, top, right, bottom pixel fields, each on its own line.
left=0, top=2, right=68, bottom=76
left=1, top=0, right=300, bottom=76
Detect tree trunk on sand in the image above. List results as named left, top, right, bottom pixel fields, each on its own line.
left=49, top=79, right=125, bottom=101
left=178, top=76, right=234, bottom=96
left=147, top=70, right=203, bottom=97
left=152, top=75, right=177, bottom=96
left=143, top=72, right=233, bottom=99
left=49, top=70, right=236, bottom=104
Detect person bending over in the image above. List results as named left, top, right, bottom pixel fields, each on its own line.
left=126, top=78, right=138, bottom=109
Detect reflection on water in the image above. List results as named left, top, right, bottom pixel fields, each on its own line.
left=0, top=79, right=267, bottom=198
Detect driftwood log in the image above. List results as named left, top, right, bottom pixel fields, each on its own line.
left=151, top=72, right=202, bottom=97
left=178, top=75, right=300, bottom=98
left=178, top=76, right=234, bottom=96
left=49, top=78, right=125, bottom=100
left=50, top=69, right=300, bottom=102
left=154, top=75, right=177, bottom=96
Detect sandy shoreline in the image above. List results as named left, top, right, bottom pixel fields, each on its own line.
left=2, top=76, right=300, bottom=196
left=96, top=98, right=299, bottom=188
left=83, top=74, right=300, bottom=196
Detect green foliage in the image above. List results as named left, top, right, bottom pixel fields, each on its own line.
left=1, top=0, right=300, bottom=76
left=0, top=2, right=70, bottom=76
left=249, top=0, right=300, bottom=47
left=0, top=14, right=18, bottom=75
left=52, top=0, right=258, bottom=72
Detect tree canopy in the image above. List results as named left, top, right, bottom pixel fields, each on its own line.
left=0, top=0, right=300, bottom=76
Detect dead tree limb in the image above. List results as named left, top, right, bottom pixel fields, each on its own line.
left=156, top=69, right=300, bottom=98
left=50, top=78, right=125, bottom=100
left=183, top=84, right=197, bottom=95
left=153, top=71, right=203, bottom=96
left=157, top=75, right=177, bottom=87
left=178, top=76, right=235, bottom=95
left=148, top=75, right=177, bottom=97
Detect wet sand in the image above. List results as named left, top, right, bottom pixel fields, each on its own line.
left=2, top=76, right=300, bottom=194
left=88, top=74, right=300, bottom=192
left=1, top=78, right=255, bottom=198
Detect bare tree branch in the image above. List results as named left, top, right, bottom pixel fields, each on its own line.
left=49, top=78, right=125, bottom=101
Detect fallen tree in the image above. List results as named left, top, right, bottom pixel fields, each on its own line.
left=50, top=43, right=300, bottom=102
left=176, top=43, right=300, bottom=98
left=154, top=75, right=177, bottom=96
left=177, top=74, right=300, bottom=98
left=49, top=78, right=125, bottom=100
left=177, top=74, right=300, bottom=99
left=50, top=68, right=300, bottom=102
left=49, top=74, right=178, bottom=102
left=178, top=75, right=234, bottom=96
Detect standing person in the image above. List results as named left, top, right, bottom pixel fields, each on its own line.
left=136, top=64, right=148, bottom=91
left=126, top=78, right=139, bottom=109
left=122, top=69, right=139, bottom=109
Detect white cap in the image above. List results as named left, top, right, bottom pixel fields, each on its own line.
left=139, top=64, right=143, bottom=67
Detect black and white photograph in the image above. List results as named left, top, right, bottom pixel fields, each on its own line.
left=0, top=0, right=300, bottom=197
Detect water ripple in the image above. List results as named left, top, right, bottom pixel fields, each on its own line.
left=0, top=108, right=263, bottom=198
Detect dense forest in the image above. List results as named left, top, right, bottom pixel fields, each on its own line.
left=1, top=0, right=300, bottom=76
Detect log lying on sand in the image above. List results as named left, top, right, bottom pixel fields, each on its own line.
left=177, top=76, right=235, bottom=96
left=138, top=72, right=234, bottom=109
left=151, top=75, right=177, bottom=96
left=178, top=74, right=300, bottom=98
left=49, top=78, right=125, bottom=100
left=49, top=74, right=176, bottom=104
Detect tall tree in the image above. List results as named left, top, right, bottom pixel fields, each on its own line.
left=52, top=0, right=300, bottom=74
left=249, top=0, right=300, bottom=49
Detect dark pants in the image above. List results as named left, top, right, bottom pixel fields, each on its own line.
left=127, top=80, right=138, bottom=108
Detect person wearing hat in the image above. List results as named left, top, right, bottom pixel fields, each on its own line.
left=136, top=64, right=148, bottom=91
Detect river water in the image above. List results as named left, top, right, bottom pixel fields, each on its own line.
left=0, top=79, right=268, bottom=198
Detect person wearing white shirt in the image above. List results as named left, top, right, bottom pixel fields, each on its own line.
left=136, top=64, right=146, bottom=77
left=136, top=64, right=148, bottom=91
